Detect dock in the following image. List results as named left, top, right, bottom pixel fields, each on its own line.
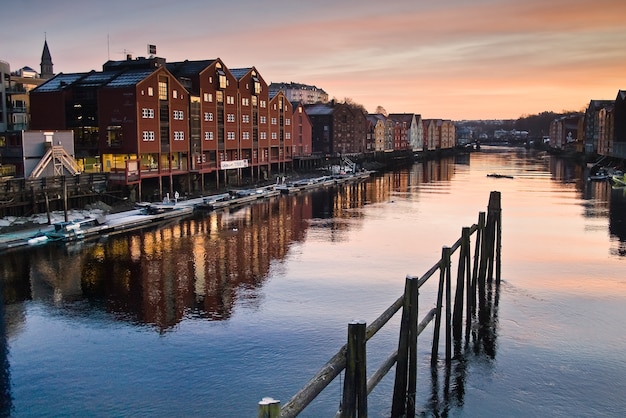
left=0, top=171, right=374, bottom=253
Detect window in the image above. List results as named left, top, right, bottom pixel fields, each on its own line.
left=205, top=131, right=214, bottom=140
left=227, top=95, right=235, bottom=105
left=216, top=91, right=223, bottom=103
left=242, top=97, right=249, bottom=106
left=285, top=118, right=291, bottom=125
left=204, top=92, right=213, bottom=102
left=286, top=132, right=291, bottom=139
left=272, top=132, right=277, bottom=140
left=242, top=115, right=250, bottom=123
left=174, top=131, right=185, bottom=141
left=227, top=114, right=235, bottom=123
left=260, top=100, right=266, bottom=108
left=107, top=125, right=123, bottom=147
left=218, top=70, right=227, bottom=89
left=142, top=108, right=154, bottom=118
left=260, top=116, right=267, bottom=124
left=271, top=117, right=277, bottom=125
left=142, top=131, right=155, bottom=141
left=204, top=112, right=213, bottom=122
left=173, top=90, right=178, bottom=99
left=158, top=78, right=168, bottom=100
left=148, top=87, right=154, bottom=96
left=173, top=110, right=184, bottom=120
left=242, top=131, right=250, bottom=140
left=260, top=132, right=266, bottom=140
left=227, top=131, right=235, bottom=140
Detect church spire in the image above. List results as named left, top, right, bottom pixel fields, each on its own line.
left=40, top=36, right=54, bottom=79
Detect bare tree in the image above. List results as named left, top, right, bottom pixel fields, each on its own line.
left=375, top=106, right=387, bottom=116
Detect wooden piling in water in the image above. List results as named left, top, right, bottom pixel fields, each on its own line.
left=258, top=397, right=280, bottom=418
left=453, top=227, right=470, bottom=346
left=261, top=192, right=503, bottom=417
left=391, top=276, right=419, bottom=418
left=342, top=320, right=367, bottom=417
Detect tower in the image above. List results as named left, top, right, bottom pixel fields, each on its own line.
left=40, top=38, right=54, bottom=79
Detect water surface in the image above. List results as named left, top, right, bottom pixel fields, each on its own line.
left=1, top=146, right=625, bottom=417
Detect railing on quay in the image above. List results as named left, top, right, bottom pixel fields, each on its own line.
left=259, top=190, right=502, bottom=418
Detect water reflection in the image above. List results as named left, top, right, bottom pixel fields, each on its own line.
left=0, top=180, right=400, bottom=332
left=428, top=276, right=502, bottom=416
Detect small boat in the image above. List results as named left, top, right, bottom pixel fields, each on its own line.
left=487, top=173, right=514, bottom=179
left=46, top=216, right=108, bottom=242
left=587, top=168, right=611, bottom=181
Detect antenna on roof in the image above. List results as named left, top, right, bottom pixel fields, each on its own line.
left=117, top=49, right=134, bottom=60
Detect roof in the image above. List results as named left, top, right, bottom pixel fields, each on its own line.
left=304, top=103, right=334, bottom=116
left=230, top=68, right=252, bottom=80
left=105, top=69, right=156, bottom=88
left=167, top=60, right=217, bottom=78
left=33, top=72, right=89, bottom=92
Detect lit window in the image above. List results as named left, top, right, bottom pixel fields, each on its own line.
left=227, top=96, right=235, bottom=105
left=148, top=87, right=154, bottom=96
left=173, top=90, right=178, bottom=99
left=204, top=92, right=213, bottom=102
left=242, top=97, right=249, bottom=106
left=260, top=100, right=266, bottom=108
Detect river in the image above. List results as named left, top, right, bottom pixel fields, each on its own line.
left=0, top=146, right=625, bottom=417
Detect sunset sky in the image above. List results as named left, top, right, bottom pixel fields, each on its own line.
left=2, top=0, right=625, bottom=120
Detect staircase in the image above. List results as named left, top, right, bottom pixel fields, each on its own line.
left=29, top=145, right=80, bottom=178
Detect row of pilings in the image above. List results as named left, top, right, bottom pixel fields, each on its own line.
left=259, top=190, right=502, bottom=418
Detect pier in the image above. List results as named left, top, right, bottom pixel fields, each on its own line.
left=259, top=191, right=502, bottom=417
left=0, top=171, right=374, bottom=253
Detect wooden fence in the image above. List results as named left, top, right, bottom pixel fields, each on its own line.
left=259, top=191, right=502, bottom=418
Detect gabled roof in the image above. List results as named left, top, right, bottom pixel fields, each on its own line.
left=166, top=60, right=217, bottom=78
left=388, top=113, right=414, bottom=124
left=230, top=67, right=252, bottom=80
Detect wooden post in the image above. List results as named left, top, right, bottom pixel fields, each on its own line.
left=44, top=192, right=51, bottom=225
left=453, top=227, right=469, bottom=344
left=444, top=247, right=452, bottom=364
left=493, top=192, right=502, bottom=284
left=62, top=175, right=68, bottom=222
left=431, top=247, right=446, bottom=366
left=391, top=276, right=418, bottom=418
left=258, top=397, right=280, bottom=418
left=342, top=320, right=367, bottom=417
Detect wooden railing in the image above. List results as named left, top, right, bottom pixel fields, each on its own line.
left=259, top=191, right=502, bottom=418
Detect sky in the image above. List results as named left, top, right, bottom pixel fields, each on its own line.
left=2, top=0, right=625, bottom=120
